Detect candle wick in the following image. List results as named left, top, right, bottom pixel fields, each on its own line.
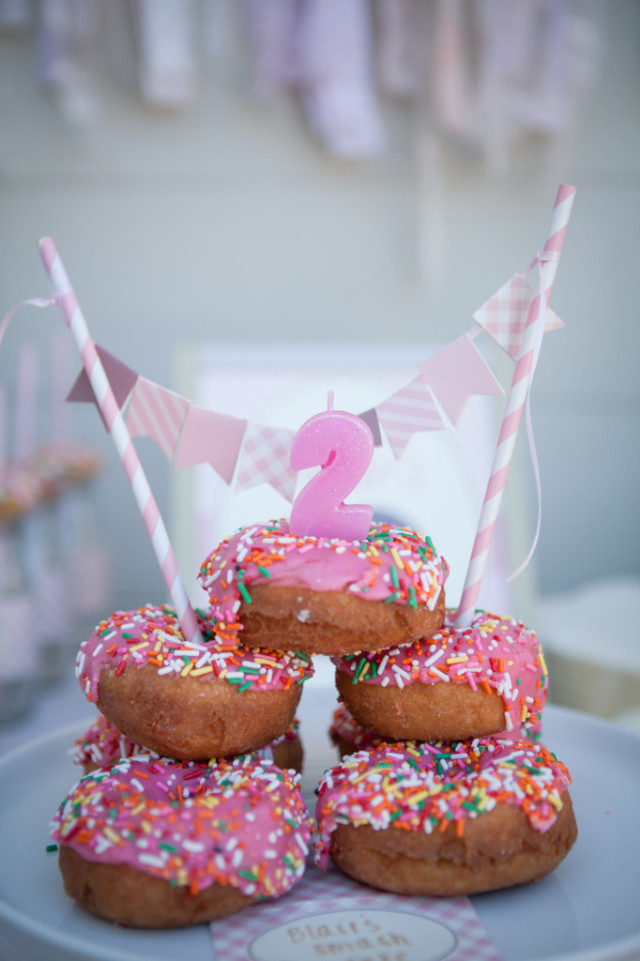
left=327, top=390, right=334, bottom=412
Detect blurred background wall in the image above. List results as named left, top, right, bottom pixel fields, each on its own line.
left=0, top=0, right=638, bottom=620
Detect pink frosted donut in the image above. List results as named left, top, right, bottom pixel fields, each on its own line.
left=73, top=712, right=304, bottom=775
left=76, top=605, right=314, bottom=760
left=37, top=442, right=102, bottom=490
left=333, top=610, right=547, bottom=742
left=52, top=753, right=311, bottom=927
left=315, top=738, right=577, bottom=896
left=198, top=520, right=448, bottom=656
left=0, top=464, right=43, bottom=519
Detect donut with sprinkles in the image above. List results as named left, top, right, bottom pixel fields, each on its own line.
left=198, top=520, right=448, bottom=656
left=333, top=610, right=547, bottom=742
left=52, top=753, right=311, bottom=927
left=76, top=605, right=313, bottom=760
left=73, top=712, right=305, bottom=776
left=328, top=702, right=539, bottom=763
left=315, top=737, right=577, bottom=896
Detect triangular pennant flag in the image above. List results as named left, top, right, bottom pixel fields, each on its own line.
left=174, top=405, right=247, bottom=484
left=473, top=272, right=565, bottom=360
left=357, top=407, right=383, bottom=447
left=420, top=333, right=503, bottom=425
left=67, top=345, right=139, bottom=428
left=125, top=377, right=189, bottom=460
left=235, top=423, right=297, bottom=502
left=376, top=375, right=446, bottom=459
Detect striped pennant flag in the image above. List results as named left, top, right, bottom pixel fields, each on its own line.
left=376, top=375, right=446, bottom=459
left=125, top=376, right=189, bottom=460
left=235, top=423, right=298, bottom=502
left=474, top=271, right=564, bottom=360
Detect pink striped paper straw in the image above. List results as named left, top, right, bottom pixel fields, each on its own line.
left=38, top=238, right=202, bottom=644
left=456, top=184, right=576, bottom=626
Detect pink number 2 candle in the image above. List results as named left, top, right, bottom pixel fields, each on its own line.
left=289, top=393, right=374, bottom=541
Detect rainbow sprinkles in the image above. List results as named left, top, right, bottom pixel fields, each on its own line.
left=198, top=519, right=449, bottom=643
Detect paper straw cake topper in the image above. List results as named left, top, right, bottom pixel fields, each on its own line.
left=289, top=391, right=374, bottom=540
left=37, top=238, right=202, bottom=645
left=0, top=185, right=574, bottom=629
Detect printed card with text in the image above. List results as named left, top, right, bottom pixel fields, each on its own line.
left=210, top=864, right=502, bottom=961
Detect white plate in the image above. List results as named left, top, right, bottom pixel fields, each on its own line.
left=1, top=702, right=639, bottom=961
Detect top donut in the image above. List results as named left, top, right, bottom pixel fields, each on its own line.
left=198, top=520, right=448, bottom=656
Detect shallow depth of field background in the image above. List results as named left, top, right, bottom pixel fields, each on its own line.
left=0, top=0, right=638, bottom=669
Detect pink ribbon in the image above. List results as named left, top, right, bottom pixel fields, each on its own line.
left=0, top=295, right=60, bottom=350
left=506, top=248, right=561, bottom=583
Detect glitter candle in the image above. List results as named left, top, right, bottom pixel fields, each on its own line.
left=289, top=393, right=374, bottom=541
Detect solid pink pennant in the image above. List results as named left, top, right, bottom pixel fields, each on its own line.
left=376, top=375, right=446, bottom=459
left=357, top=407, right=383, bottom=447
left=473, top=272, right=564, bottom=360
left=420, top=332, right=503, bottom=425
left=67, top=344, right=139, bottom=428
left=174, top=405, right=247, bottom=484
left=125, top=376, right=189, bottom=460
left=235, top=423, right=298, bottom=502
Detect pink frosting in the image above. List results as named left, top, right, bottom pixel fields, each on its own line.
left=52, top=753, right=311, bottom=898
left=76, top=605, right=314, bottom=704
left=198, top=520, right=448, bottom=641
left=73, top=713, right=301, bottom=769
left=332, top=609, right=547, bottom=737
left=315, top=737, right=572, bottom=870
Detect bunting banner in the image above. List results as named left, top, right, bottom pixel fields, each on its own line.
left=473, top=270, right=564, bottom=360
left=62, top=329, right=506, bottom=483
left=420, top=333, right=503, bottom=424
left=174, top=405, right=247, bottom=484
left=235, top=423, right=298, bottom=502
left=376, top=375, right=446, bottom=459
left=125, top=376, right=190, bottom=460
left=59, top=314, right=545, bottom=491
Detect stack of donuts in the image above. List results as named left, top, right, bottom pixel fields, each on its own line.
left=51, top=602, right=314, bottom=927
left=197, top=517, right=577, bottom=897
left=51, top=515, right=577, bottom=928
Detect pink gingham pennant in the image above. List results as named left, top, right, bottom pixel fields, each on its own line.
left=235, top=422, right=298, bottom=501
left=125, top=376, right=190, bottom=460
left=376, top=375, right=446, bottom=459
left=473, top=271, right=564, bottom=361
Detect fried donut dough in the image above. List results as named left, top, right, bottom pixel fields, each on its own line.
left=334, top=611, right=546, bottom=742
left=198, top=520, right=448, bottom=656
left=53, top=754, right=311, bottom=928
left=315, top=738, right=577, bottom=896
left=76, top=605, right=313, bottom=760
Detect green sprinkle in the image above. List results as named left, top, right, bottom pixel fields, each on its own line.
left=237, top=582, right=252, bottom=604
left=408, top=585, right=417, bottom=609
left=159, top=842, right=177, bottom=852
left=237, top=681, right=252, bottom=692
left=384, top=592, right=401, bottom=603
left=257, top=566, right=271, bottom=578
left=353, top=657, right=367, bottom=684
left=390, top=565, right=400, bottom=589
left=46, top=843, right=58, bottom=853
